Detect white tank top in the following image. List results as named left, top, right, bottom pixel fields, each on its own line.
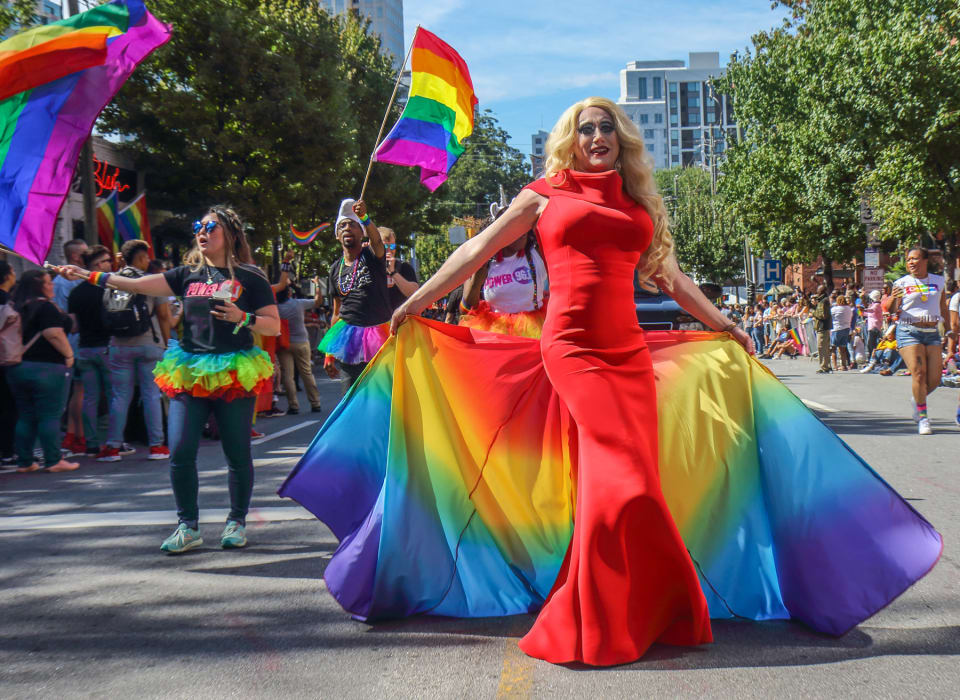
left=482, top=248, right=547, bottom=314
left=894, top=273, right=945, bottom=323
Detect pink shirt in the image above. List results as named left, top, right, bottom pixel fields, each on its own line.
left=865, top=302, right=883, bottom=330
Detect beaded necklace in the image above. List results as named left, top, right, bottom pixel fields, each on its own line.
left=336, top=254, right=362, bottom=296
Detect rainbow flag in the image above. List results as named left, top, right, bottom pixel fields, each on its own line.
left=290, top=222, right=330, bottom=246
left=280, top=318, right=941, bottom=632
left=374, top=28, right=477, bottom=191
left=96, top=190, right=120, bottom=253
left=0, top=1, right=170, bottom=264
left=789, top=328, right=802, bottom=347
left=117, top=191, right=153, bottom=254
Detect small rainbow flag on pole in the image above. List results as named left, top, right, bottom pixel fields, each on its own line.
left=0, top=0, right=170, bottom=264
left=117, top=191, right=153, bottom=255
left=373, top=28, right=477, bottom=192
left=789, top=328, right=802, bottom=348
left=290, top=223, right=330, bottom=246
left=96, top=190, right=120, bottom=253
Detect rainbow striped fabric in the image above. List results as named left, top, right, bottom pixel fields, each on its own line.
left=0, top=0, right=169, bottom=263
left=117, top=191, right=153, bottom=254
left=290, top=222, right=330, bottom=246
left=280, top=318, right=941, bottom=633
left=96, top=190, right=119, bottom=252
left=374, top=28, right=477, bottom=191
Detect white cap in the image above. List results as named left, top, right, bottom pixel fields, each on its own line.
left=869, top=290, right=882, bottom=302
left=335, top=198, right=362, bottom=230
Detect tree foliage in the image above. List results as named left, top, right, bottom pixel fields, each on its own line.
left=654, top=166, right=743, bottom=284
left=716, top=0, right=960, bottom=281
left=98, top=0, right=436, bottom=273
left=0, top=0, right=39, bottom=36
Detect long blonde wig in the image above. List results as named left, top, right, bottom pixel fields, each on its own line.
left=543, top=96, right=674, bottom=285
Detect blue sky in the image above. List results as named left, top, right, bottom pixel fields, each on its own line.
left=401, top=0, right=789, bottom=155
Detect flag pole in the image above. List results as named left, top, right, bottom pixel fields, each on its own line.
left=359, top=25, right=420, bottom=203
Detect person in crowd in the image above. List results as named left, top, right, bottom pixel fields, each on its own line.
left=68, top=245, right=114, bottom=457
left=759, top=322, right=799, bottom=359
left=318, top=198, right=392, bottom=388
left=751, top=301, right=766, bottom=355
left=276, top=278, right=324, bottom=414
left=378, top=227, right=419, bottom=310
left=96, top=240, right=171, bottom=462
left=946, top=280, right=960, bottom=425
left=56, top=205, right=279, bottom=552
left=880, top=281, right=894, bottom=316
left=829, top=293, right=853, bottom=370
left=863, top=289, right=883, bottom=359
left=54, top=238, right=88, bottom=456
left=850, top=325, right=867, bottom=367
left=811, top=285, right=833, bottom=373
left=0, top=261, right=17, bottom=466
left=459, top=209, right=548, bottom=337
left=862, top=322, right=900, bottom=374
left=888, top=247, right=948, bottom=435
left=443, top=286, right=464, bottom=325
left=8, top=269, right=78, bottom=473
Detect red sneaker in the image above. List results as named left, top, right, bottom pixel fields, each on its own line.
left=251, top=428, right=264, bottom=440
left=95, top=446, right=121, bottom=462
left=61, top=434, right=85, bottom=457
left=148, top=445, right=170, bottom=460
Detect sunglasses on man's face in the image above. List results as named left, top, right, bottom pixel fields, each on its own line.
left=193, top=220, right=219, bottom=235
left=385, top=243, right=397, bottom=250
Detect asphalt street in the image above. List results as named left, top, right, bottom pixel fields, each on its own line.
left=0, top=358, right=958, bottom=699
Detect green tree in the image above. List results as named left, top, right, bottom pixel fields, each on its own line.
left=0, top=0, right=39, bottom=35
left=98, top=0, right=433, bottom=272
left=654, top=166, right=743, bottom=284
left=413, top=233, right=458, bottom=283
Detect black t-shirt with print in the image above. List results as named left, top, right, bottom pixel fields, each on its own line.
left=327, top=246, right=392, bottom=326
left=387, top=259, right=418, bottom=311
left=164, top=264, right=275, bottom=354
left=21, top=299, right=72, bottom=364
left=68, top=283, right=109, bottom=348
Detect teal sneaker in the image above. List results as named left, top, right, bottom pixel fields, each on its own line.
left=220, top=520, right=247, bottom=549
left=160, top=523, right=203, bottom=554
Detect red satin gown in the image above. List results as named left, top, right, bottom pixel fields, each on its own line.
left=517, top=169, right=712, bottom=665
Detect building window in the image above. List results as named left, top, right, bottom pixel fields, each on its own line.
left=644, top=129, right=655, bottom=139
left=640, top=113, right=649, bottom=124
left=687, top=81, right=700, bottom=90
left=654, top=113, right=663, bottom=124
left=670, top=113, right=678, bottom=125
left=638, top=78, right=647, bottom=100
left=687, top=96, right=700, bottom=108
left=669, top=82, right=678, bottom=93
left=705, top=110, right=716, bottom=124
left=653, top=77, right=662, bottom=99
left=646, top=143, right=654, bottom=153
left=671, top=145, right=679, bottom=156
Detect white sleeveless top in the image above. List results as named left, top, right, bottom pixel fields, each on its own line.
left=482, top=248, right=547, bottom=314
left=894, top=273, right=945, bottom=323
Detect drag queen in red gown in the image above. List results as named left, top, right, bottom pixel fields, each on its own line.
left=388, top=97, right=753, bottom=665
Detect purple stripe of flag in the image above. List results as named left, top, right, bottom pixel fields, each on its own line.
left=376, top=136, right=458, bottom=192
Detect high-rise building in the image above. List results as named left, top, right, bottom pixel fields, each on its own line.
left=617, top=52, right=737, bottom=170
left=529, top=129, right=549, bottom=177
left=2, top=0, right=63, bottom=39
left=317, top=0, right=404, bottom=67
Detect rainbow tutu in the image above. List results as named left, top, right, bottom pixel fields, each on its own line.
left=318, top=319, right=389, bottom=364
left=280, top=318, right=941, bottom=632
left=153, top=344, right=274, bottom=401
left=459, top=300, right=545, bottom=338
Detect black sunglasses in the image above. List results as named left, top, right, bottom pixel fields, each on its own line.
left=193, top=220, right=219, bottom=235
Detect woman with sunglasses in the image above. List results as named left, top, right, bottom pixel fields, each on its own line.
left=56, top=206, right=280, bottom=553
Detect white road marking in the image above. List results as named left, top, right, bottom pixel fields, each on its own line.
left=800, top=398, right=839, bottom=413
left=251, top=420, right=320, bottom=445
left=0, top=506, right=314, bottom=531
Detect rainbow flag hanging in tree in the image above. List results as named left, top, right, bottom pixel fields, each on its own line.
left=117, top=191, right=153, bottom=255
left=374, top=28, right=477, bottom=191
left=96, top=189, right=120, bottom=252
left=0, top=0, right=170, bottom=264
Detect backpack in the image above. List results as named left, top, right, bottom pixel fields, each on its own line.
left=102, top=266, right=156, bottom=339
left=0, top=301, right=43, bottom=366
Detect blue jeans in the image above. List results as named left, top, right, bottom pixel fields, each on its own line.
left=106, top=344, right=165, bottom=447
left=77, top=346, right=110, bottom=450
left=751, top=327, right=765, bottom=353
left=895, top=324, right=941, bottom=348
left=168, top=394, right=256, bottom=528
left=7, top=361, right=70, bottom=467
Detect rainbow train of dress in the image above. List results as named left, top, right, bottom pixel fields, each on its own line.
left=279, top=317, right=941, bottom=649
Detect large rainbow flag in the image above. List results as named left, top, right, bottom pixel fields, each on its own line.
left=280, top=318, right=941, bottom=634
left=374, top=28, right=477, bottom=191
left=96, top=189, right=120, bottom=252
left=0, top=0, right=170, bottom=264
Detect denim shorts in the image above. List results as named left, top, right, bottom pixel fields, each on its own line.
left=895, top=324, right=941, bottom=348
left=830, top=328, right=850, bottom=347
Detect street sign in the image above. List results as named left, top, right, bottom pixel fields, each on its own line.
left=865, top=247, right=880, bottom=268
left=762, top=259, right=782, bottom=291
left=447, top=225, right=466, bottom=245
left=863, top=268, right=884, bottom=292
